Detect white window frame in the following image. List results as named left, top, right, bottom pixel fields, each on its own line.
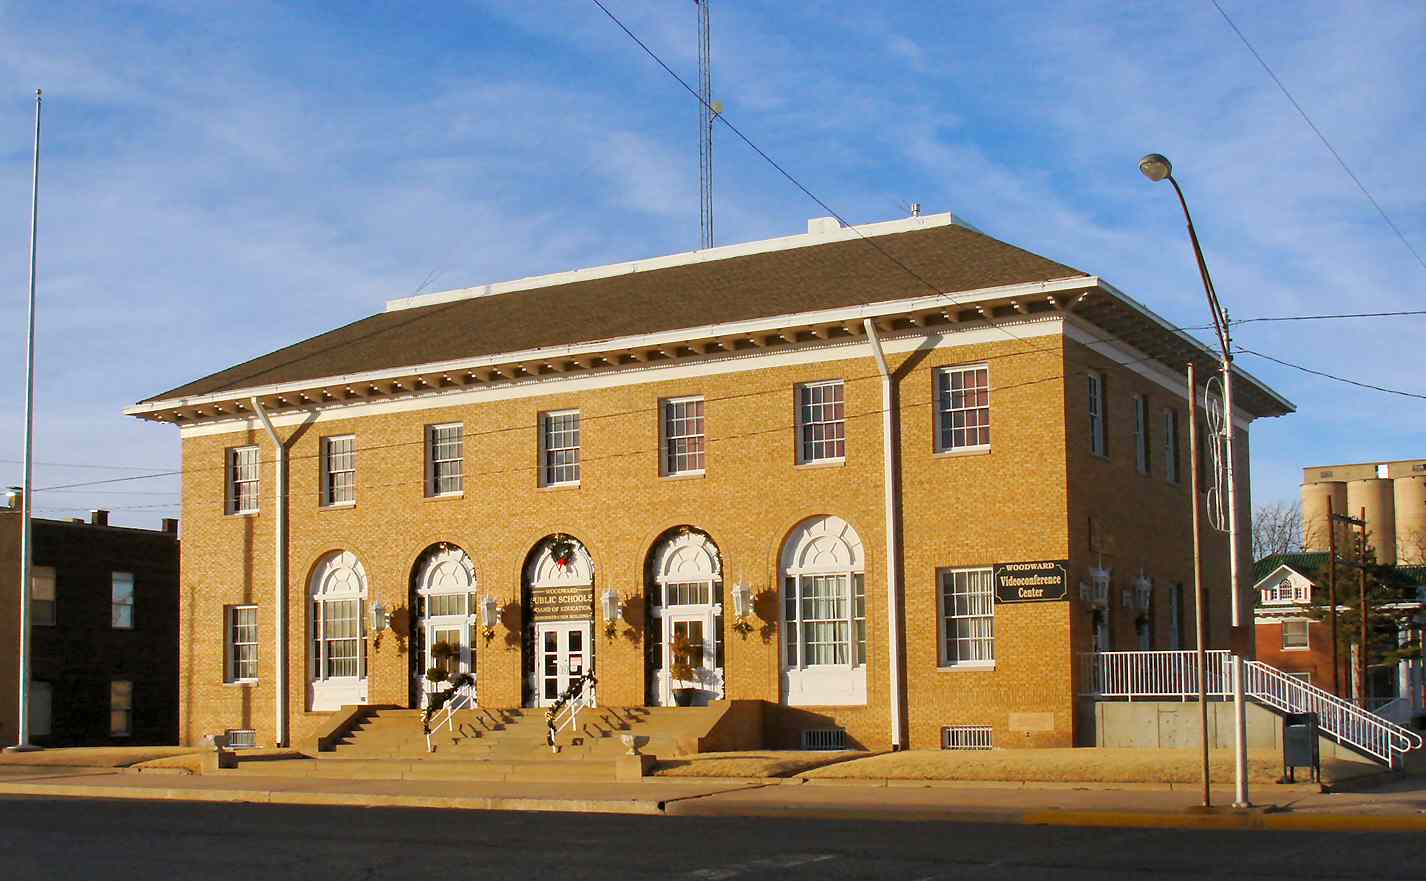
left=784, top=572, right=866, bottom=669
left=426, top=423, right=464, bottom=497
left=312, top=597, right=365, bottom=681
left=938, top=567, right=995, bottom=668
left=935, top=365, right=991, bottom=453
left=227, top=445, right=260, bottom=515
left=228, top=605, right=259, bottom=683
left=1282, top=619, right=1310, bottom=651
left=540, top=410, right=582, bottom=487
left=661, top=396, right=706, bottom=476
left=110, top=679, right=132, bottom=737
left=1088, top=372, right=1106, bottom=457
left=797, top=380, right=847, bottom=464
left=31, top=565, right=56, bottom=627
left=321, top=435, right=356, bottom=507
left=111, top=571, right=135, bottom=630
left=1133, top=394, right=1150, bottom=475
left=1162, top=408, right=1181, bottom=484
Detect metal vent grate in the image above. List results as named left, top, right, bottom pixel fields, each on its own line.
left=225, top=729, right=257, bottom=749
left=800, top=728, right=847, bottom=750
left=942, top=725, right=993, bottom=750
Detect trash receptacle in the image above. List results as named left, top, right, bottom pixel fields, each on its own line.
left=1282, top=711, right=1320, bottom=783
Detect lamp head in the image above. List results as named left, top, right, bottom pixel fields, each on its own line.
left=1138, top=153, right=1173, bottom=182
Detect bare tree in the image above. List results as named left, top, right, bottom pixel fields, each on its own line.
left=1252, top=500, right=1303, bottom=562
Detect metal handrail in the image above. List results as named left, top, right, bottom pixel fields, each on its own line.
left=1078, top=650, right=1423, bottom=765
left=546, top=671, right=597, bottom=753
left=423, top=677, right=476, bottom=753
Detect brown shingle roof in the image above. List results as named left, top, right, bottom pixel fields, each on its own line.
left=141, top=224, right=1086, bottom=403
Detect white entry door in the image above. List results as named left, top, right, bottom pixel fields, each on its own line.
left=422, top=622, right=470, bottom=706
left=535, top=621, right=592, bottom=707
left=657, top=612, right=717, bottom=706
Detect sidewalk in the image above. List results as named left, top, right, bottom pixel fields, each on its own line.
left=1, top=763, right=1423, bottom=831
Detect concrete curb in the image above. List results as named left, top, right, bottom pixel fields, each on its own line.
left=0, top=780, right=664, bottom=816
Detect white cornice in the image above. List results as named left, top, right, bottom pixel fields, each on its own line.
left=129, top=275, right=1096, bottom=419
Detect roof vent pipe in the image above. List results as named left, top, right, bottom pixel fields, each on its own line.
left=89, top=509, right=109, bottom=526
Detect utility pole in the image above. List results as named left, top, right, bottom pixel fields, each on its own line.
left=1187, top=361, right=1210, bottom=807
left=1327, top=495, right=1340, bottom=697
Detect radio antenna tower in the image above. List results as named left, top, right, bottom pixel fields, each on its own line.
left=697, top=0, right=717, bottom=250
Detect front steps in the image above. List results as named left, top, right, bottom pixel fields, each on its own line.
left=233, top=704, right=732, bottom=782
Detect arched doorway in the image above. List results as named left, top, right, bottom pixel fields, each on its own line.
left=646, top=527, right=724, bottom=706
left=409, top=543, right=477, bottom=709
left=308, top=550, right=370, bottom=711
left=522, top=534, right=595, bottom=707
left=780, top=516, right=867, bottom=706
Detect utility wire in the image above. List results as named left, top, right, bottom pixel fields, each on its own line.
left=1236, top=349, right=1426, bottom=400
left=1210, top=0, right=1426, bottom=274
left=1229, top=309, right=1426, bottom=326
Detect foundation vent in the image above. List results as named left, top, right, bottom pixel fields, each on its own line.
left=942, top=725, right=993, bottom=750
left=225, top=729, right=257, bottom=749
left=800, top=728, right=848, bottom=750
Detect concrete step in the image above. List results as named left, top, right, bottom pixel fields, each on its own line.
left=239, top=756, right=623, bottom=782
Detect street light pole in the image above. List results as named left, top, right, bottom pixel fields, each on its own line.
left=8, top=89, right=43, bottom=753
left=1139, top=152, right=1249, bottom=808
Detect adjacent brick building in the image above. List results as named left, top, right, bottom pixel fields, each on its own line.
left=1, top=499, right=180, bottom=746
left=125, top=214, right=1292, bottom=751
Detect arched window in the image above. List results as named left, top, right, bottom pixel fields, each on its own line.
left=648, top=529, right=723, bottom=706
left=780, top=516, right=867, bottom=706
left=309, top=550, right=369, bottom=711
left=413, top=544, right=476, bottom=704
left=523, top=535, right=595, bottom=708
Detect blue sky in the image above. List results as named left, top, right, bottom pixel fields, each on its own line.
left=0, top=1, right=1422, bottom=528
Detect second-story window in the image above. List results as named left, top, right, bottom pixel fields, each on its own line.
left=936, top=365, right=990, bottom=452
left=663, top=397, right=705, bottom=476
left=541, top=410, right=581, bottom=486
left=32, top=565, right=56, bottom=626
left=798, top=381, right=845, bottom=464
left=228, top=446, right=260, bottom=514
left=427, top=423, right=464, bottom=496
left=1088, top=372, right=1106, bottom=457
left=111, top=572, right=134, bottom=629
left=1162, top=408, right=1181, bottom=483
left=322, top=435, right=356, bottom=506
left=1133, top=395, right=1151, bottom=475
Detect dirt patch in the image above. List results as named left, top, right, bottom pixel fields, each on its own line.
left=799, top=748, right=1348, bottom=784
left=0, top=747, right=196, bottom=769
left=652, top=750, right=870, bottom=778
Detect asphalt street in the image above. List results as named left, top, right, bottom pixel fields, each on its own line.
left=1, top=796, right=1424, bottom=881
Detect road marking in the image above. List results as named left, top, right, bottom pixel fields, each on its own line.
left=683, top=853, right=837, bottom=880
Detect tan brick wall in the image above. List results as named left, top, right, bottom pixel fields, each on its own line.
left=174, top=329, right=1257, bottom=752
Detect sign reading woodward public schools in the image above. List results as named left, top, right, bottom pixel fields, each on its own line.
left=529, top=585, right=594, bottom=622
left=992, top=560, right=1070, bottom=603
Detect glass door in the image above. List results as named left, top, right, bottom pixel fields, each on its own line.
left=424, top=623, right=468, bottom=705
left=537, top=622, right=590, bottom=706
left=665, top=615, right=711, bottom=705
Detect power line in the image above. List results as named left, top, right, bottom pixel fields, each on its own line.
left=1209, top=0, right=1426, bottom=274
left=1236, top=348, right=1426, bottom=400
left=1230, top=310, right=1426, bottom=325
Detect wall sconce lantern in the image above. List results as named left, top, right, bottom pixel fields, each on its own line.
left=480, top=595, right=499, bottom=640
left=601, top=587, right=624, bottom=637
left=370, top=600, right=389, bottom=633
left=731, top=580, right=754, bottom=637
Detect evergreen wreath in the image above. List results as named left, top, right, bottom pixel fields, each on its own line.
left=549, top=536, right=578, bottom=571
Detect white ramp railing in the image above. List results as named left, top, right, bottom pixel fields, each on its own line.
left=423, top=676, right=476, bottom=753
left=546, top=671, right=597, bottom=753
left=1079, top=650, right=1424, bottom=766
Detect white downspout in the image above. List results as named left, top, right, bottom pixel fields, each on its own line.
left=252, top=397, right=288, bottom=747
left=863, top=319, right=904, bottom=750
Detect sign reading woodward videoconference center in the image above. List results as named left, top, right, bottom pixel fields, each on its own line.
left=992, top=560, right=1069, bottom=603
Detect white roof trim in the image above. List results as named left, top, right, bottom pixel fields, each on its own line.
left=382, top=213, right=965, bottom=313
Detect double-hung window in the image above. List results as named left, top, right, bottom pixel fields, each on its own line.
left=541, top=411, right=581, bottom=486
left=797, top=381, right=846, bottom=464
left=1282, top=620, right=1310, bottom=650
left=936, top=365, right=990, bottom=452
left=427, top=424, right=464, bottom=496
left=111, top=572, right=134, bottom=629
left=939, top=568, right=995, bottom=666
left=227, top=446, right=260, bottom=514
left=313, top=598, right=363, bottom=679
left=31, top=565, right=56, bottom=626
left=663, top=397, right=705, bottom=476
left=110, top=680, right=132, bottom=737
left=784, top=573, right=866, bottom=667
left=228, top=605, right=259, bottom=682
left=1162, top=408, right=1181, bottom=483
left=321, top=435, right=356, bottom=506
left=1133, top=395, right=1151, bottom=475
left=1088, top=372, right=1107, bottom=457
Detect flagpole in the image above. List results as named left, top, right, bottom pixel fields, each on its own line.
left=8, top=89, right=43, bottom=753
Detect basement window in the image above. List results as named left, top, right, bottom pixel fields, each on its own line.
left=800, top=728, right=848, bottom=750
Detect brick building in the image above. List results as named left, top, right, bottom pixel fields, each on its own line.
left=126, top=214, right=1291, bottom=751
left=1, top=499, right=180, bottom=746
